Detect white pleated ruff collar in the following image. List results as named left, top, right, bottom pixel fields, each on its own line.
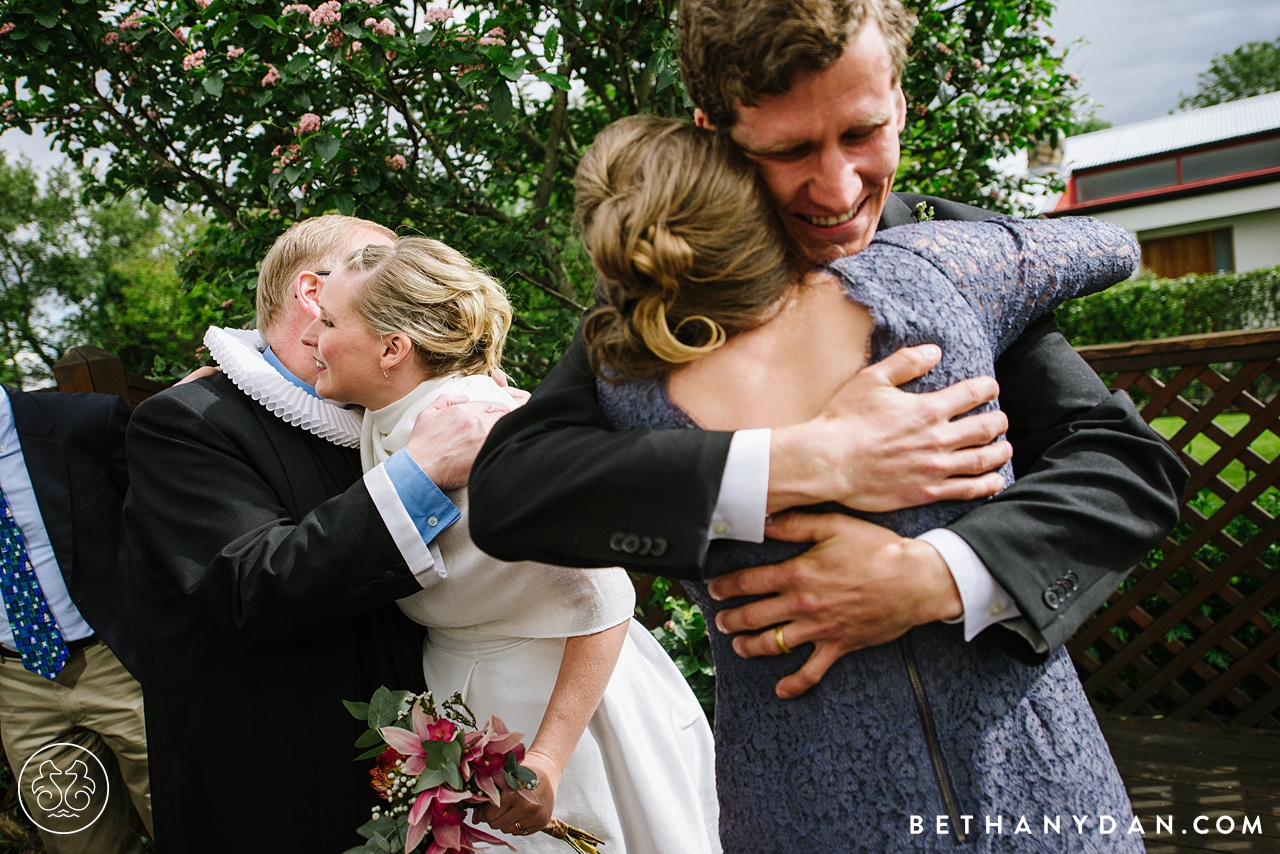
left=203, top=326, right=362, bottom=448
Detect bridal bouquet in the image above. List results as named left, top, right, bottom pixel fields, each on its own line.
left=343, top=687, right=604, bottom=854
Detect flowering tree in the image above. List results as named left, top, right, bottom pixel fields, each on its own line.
left=0, top=0, right=1076, bottom=384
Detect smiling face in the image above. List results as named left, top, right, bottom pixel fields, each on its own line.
left=725, top=19, right=906, bottom=263
left=301, top=266, right=402, bottom=409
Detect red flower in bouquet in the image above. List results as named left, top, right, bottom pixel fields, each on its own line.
left=461, top=716, right=524, bottom=804
left=370, top=746, right=408, bottom=801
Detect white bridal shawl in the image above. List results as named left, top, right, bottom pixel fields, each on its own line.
left=364, top=375, right=636, bottom=641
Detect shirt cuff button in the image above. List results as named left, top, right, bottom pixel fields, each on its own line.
left=427, top=516, right=438, bottom=527
left=988, top=602, right=1004, bottom=617
left=712, top=520, right=730, bottom=536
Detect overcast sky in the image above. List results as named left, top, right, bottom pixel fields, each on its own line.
left=1048, top=0, right=1280, bottom=126
left=4, top=0, right=1280, bottom=170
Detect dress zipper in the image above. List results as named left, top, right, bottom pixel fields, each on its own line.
left=901, top=633, right=967, bottom=844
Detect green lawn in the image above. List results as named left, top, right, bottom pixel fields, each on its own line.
left=1150, top=412, right=1279, bottom=489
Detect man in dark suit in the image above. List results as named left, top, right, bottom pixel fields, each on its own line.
left=124, top=216, right=513, bottom=853
left=470, top=0, right=1186, bottom=697
left=0, top=384, right=150, bottom=854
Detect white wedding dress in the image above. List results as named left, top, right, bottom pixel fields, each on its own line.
left=363, top=375, right=722, bottom=854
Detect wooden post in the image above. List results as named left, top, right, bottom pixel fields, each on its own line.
left=53, top=346, right=131, bottom=402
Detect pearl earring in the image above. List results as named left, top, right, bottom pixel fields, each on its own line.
left=383, top=369, right=389, bottom=378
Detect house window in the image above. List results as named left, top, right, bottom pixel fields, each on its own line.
left=1076, top=158, right=1178, bottom=203
left=1181, top=137, right=1280, bottom=183
left=1139, top=228, right=1234, bottom=279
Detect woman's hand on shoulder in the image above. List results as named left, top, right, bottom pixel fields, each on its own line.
left=474, top=750, right=560, bottom=837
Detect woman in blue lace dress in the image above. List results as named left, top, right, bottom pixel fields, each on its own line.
left=576, top=116, right=1147, bottom=854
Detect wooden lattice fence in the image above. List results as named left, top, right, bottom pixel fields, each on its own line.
left=1069, top=327, right=1280, bottom=728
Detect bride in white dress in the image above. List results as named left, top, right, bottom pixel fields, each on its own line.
left=298, top=236, right=721, bottom=854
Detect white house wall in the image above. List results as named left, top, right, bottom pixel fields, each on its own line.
left=1089, top=181, right=1280, bottom=273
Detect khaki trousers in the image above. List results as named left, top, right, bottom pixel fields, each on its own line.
left=0, top=640, right=151, bottom=854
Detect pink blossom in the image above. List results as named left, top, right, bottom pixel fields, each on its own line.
left=370, top=16, right=394, bottom=35
left=0, top=100, right=11, bottom=112
left=182, top=48, right=206, bottom=71
left=297, top=112, right=321, bottom=133
left=0, top=22, right=15, bottom=35
left=102, top=31, right=119, bottom=44
left=226, top=45, right=244, bottom=59
left=327, top=29, right=343, bottom=46
left=272, top=167, right=282, bottom=173
left=309, top=0, right=340, bottom=26
left=281, top=3, right=312, bottom=14
left=385, top=153, right=406, bottom=170
left=195, top=0, right=211, bottom=9
left=423, top=7, right=451, bottom=23
left=349, top=39, right=362, bottom=53
left=470, top=103, right=486, bottom=111
left=119, top=10, right=144, bottom=29
left=383, top=49, right=397, bottom=61
left=271, top=144, right=282, bottom=156
left=119, top=42, right=135, bottom=52
left=261, top=63, right=281, bottom=86
left=173, top=27, right=187, bottom=43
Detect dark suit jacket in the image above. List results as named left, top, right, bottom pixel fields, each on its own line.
left=124, top=373, right=427, bottom=853
left=5, top=385, right=137, bottom=676
left=469, top=192, right=1187, bottom=658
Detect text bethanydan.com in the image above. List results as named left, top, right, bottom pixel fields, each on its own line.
left=910, top=814, right=1264, bottom=837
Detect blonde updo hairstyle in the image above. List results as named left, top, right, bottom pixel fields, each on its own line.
left=577, top=115, right=801, bottom=381
left=342, top=237, right=512, bottom=378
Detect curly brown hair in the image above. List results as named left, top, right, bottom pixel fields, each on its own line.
left=577, top=116, right=802, bottom=381
left=679, top=0, right=918, bottom=130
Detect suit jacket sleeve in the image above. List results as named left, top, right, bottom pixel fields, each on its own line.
left=947, top=317, right=1187, bottom=654
left=470, top=337, right=732, bottom=578
left=126, top=384, right=422, bottom=646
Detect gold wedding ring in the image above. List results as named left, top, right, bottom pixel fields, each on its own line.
left=774, top=625, right=792, bottom=655
left=514, top=821, right=524, bottom=834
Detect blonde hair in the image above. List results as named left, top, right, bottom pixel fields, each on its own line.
left=577, top=116, right=800, bottom=381
left=257, top=215, right=396, bottom=330
left=680, top=0, right=918, bottom=129
left=342, top=237, right=512, bottom=378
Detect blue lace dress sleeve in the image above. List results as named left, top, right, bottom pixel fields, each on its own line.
left=596, top=216, right=1144, bottom=854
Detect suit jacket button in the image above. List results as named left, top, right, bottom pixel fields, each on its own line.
left=383, top=570, right=397, bottom=581
left=621, top=534, right=641, bottom=554
left=1043, top=588, right=1061, bottom=610
left=609, top=532, right=626, bottom=552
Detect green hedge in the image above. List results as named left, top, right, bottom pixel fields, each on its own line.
left=1055, top=265, right=1280, bottom=347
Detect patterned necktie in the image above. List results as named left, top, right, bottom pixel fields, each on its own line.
left=0, top=487, right=68, bottom=679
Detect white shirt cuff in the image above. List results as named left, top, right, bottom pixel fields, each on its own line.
left=916, top=528, right=1020, bottom=641
left=363, top=462, right=448, bottom=589
left=708, top=428, right=770, bottom=544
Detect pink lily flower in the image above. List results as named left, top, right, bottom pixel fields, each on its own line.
left=379, top=703, right=454, bottom=776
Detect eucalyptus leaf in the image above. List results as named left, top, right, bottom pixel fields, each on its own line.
left=412, top=767, right=448, bottom=792
left=367, top=686, right=397, bottom=729
left=343, top=699, right=370, bottom=721
left=353, top=743, right=387, bottom=761
left=354, top=728, right=383, bottom=749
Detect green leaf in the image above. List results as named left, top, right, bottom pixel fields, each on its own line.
left=411, top=767, right=448, bottom=792
left=488, top=82, right=512, bottom=125
left=367, top=686, right=396, bottom=728
left=415, top=28, right=436, bottom=46
left=498, top=57, right=527, bottom=81
left=286, top=54, right=310, bottom=74
left=248, top=14, right=279, bottom=31
left=354, top=728, right=383, bottom=749
left=353, top=743, right=386, bottom=761
left=29, top=34, right=50, bottom=52
left=421, top=738, right=449, bottom=770
left=282, top=164, right=303, bottom=183
left=535, top=71, right=570, bottom=91
left=458, top=69, right=486, bottom=89
left=343, top=22, right=364, bottom=37
left=202, top=76, right=224, bottom=98
left=34, top=10, right=57, bottom=27
left=332, top=190, right=355, bottom=216
left=315, top=133, right=340, bottom=162
left=543, top=25, right=559, bottom=58
left=343, top=700, right=371, bottom=721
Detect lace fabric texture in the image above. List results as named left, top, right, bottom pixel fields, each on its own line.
left=598, top=217, right=1143, bottom=853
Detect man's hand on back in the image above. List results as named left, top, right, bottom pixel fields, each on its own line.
left=767, top=344, right=1012, bottom=514
left=708, top=511, right=962, bottom=699
left=405, top=395, right=511, bottom=489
